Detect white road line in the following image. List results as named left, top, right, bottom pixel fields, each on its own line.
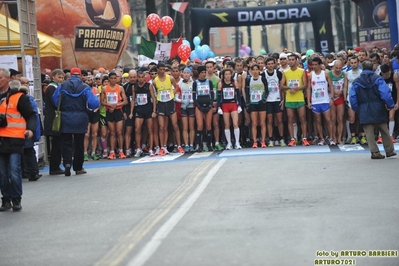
left=126, top=158, right=228, bottom=266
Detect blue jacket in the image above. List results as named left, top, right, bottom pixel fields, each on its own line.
left=349, top=70, right=394, bottom=125
left=24, top=95, right=41, bottom=148
left=52, top=76, right=100, bottom=133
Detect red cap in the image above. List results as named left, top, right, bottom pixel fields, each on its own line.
left=98, top=67, right=106, bottom=73
left=353, top=47, right=362, bottom=52
left=70, top=67, right=81, bottom=75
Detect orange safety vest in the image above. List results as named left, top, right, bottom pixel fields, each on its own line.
left=0, top=92, right=26, bottom=139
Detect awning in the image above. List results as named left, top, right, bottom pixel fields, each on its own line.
left=0, top=13, right=62, bottom=57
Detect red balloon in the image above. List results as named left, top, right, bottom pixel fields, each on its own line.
left=146, top=13, right=161, bottom=35
left=160, top=16, right=174, bottom=36
left=178, top=44, right=191, bottom=62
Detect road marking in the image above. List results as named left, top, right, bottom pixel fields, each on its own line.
left=94, top=160, right=214, bottom=266
left=338, top=144, right=365, bottom=151
left=126, top=158, right=228, bottom=266
left=131, top=153, right=184, bottom=164
left=187, top=151, right=214, bottom=159
left=219, top=145, right=330, bottom=157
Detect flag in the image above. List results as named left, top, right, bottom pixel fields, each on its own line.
left=170, top=2, right=188, bottom=14
left=140, top=37, right=182, bottom=61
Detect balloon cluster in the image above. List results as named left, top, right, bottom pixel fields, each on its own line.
left=239, top=44, right=252, bottom=57
left=146, top=13, right=174, bottom=36
left=189, top=36, right=216, bottom=61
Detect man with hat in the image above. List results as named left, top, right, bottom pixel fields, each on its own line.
left=52, top=67, right=100, bottom=176
left=9, top=68, right=21, bottom=80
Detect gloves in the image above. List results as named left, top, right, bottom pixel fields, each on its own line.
left=217, top=107, right=223, bottom=115
left=237, top=105, right=242, bottom=114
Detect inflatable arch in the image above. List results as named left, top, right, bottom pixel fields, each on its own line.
left=191, top=0, right=334, bottom=54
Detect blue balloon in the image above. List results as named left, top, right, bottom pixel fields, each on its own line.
left=183, top=40, right=190, bottom=47
left=190, top=50, right=199, bottom=60
left=193, top=36, right=201, bottom=47
left=208, top=51, right=215, bottom=58
left=202, top=44, right=210, bottom=55
left=197, top=46, right=208, bottom=60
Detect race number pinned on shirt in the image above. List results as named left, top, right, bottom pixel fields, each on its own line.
left=137, top=93, right=148, bottom=105
left=332, top=80, right=344, bottom=91
left=288, top=80, right=300, bottom=89
left=182, top=91, right=192, bottom=101
left=107, top=92, right=118, bottom=104
left=159, top=90, right=171, bottom=102
left=250, top=90, right=262, bottom=103
left=388, top=83, right=393, bottom=91
left=223, top=87, right=235, bottom=100
left=198, top=85, right=210, bottom=96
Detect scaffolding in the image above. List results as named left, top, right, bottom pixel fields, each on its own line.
left=0, top=0, right=46, bottom=162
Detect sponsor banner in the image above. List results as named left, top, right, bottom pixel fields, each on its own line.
left=75, top=27, right=125, bottom=53
left=191, top=1, right=333, bottom=53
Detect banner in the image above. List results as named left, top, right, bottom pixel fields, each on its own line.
left=191, top=1, right=334, bottom=54
left=357, top=0, right=391, bottom=50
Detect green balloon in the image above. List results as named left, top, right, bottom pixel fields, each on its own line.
left=260, top=49, right=266, bottom=55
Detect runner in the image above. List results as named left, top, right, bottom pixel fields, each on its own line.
left=101, top=72, right=128, bottom=159
left=244, top=64, right=268, bottom=148
left=152, top=62, right=184, bottom=155
left=280, top=53, right=309, bottom=146
left=129, top=71, right=157, bottom=157
left=192, top=65, right=214, bottom=152
left=218, top=68, right=242, bottom=150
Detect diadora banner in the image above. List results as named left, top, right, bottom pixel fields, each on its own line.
left=191, top=0, right=334, bottom=54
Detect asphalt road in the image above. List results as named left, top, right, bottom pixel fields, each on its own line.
left=1, top=146, right=399, bottom=266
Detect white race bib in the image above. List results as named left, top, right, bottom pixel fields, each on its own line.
left=198, top=85, right=210, bottom=96
left=182, top=91, right=192, bottom=101
left=250, top=90, right=262, bottom=103
left=106, top=92, right=118, bottom=104
left=223, top=87, right=235, bottom=100
left=159, top=90, right=171, bottom=102
left=136, top=93, right=148, bottom=105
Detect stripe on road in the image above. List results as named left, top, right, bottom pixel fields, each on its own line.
left=126, top=158, right=228, bottom=266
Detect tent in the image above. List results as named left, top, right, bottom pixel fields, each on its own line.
left=0, top=13, right=62, bottom=57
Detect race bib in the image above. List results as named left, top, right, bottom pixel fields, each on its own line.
left=198, top=85, right=210, bottom=96
left=159, top=90, right=171, bottom=102
left=314, top=90, right=325, bottom=99
left=137, top=93, right=148, bottom=105
left=268, top=81, right=279, bottom=93
left=332, top=80, right=344, bottom=91
left=388, top=83, right=393, bottom=91
left=223, top=87, right=235, bottom=100
left=288, top=79, right=300, bottom=88
left=106, top=92, right=118, bottom=104
left=182, top=91, right=192, bottom=101
left=250, top=90, right=262, bottom=103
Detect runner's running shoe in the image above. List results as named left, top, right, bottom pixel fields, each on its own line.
left=261, top=141, right=267, bottom=148
left=360, top=136, right=367, bottom=144
left=318, top=139, right=325, bottom=146
left=148, top=149, right=155, bottom=156
left=268, top=140, right=274, bottom=147
left=391, top=136, right=396, bottom=143
left=302, top=138, right=310, bottom=146
left=158, top=148, right=165, bottom=156
left=108, top=152, right=116, bottom=160
left=280, top=139, right=287, bottom=147
left=288, top=139, right=296, bottom=147
left=377, top=136, right=383, bottom=144
left=214, top=143, right=224, bottom=151
left=235, top=143, right=242, bottom=149
left=84, top=153, right=89, bottom=161
left=134, top=149, right=142, bottom=158
left=118, top=151, right=126, bottom=159
left=252, top=142, right=258, bottom=148
left=177, top=146, right=185, bottom=153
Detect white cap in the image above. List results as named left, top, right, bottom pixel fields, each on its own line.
left=279, top=53, right=287, bottom=59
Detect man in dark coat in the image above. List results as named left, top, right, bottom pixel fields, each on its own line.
left=350, top=60, right=396, bottom=159
left=52, top=68, right=100, bottom=176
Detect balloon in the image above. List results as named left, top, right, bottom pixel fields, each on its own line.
left=259, top=49, right=267, bottom=55
left=202, top=44, right=210, bottom=55
left=245, top=46, right=251, bottom=55
left=197, top=46, right=208, bottom=60
left=239, top=49, right=246, bottom=57
left=183, top=40, right=190, bottom=47
left=241, top=44, right=246, bottom=50
left=146, top=13, right=161, bottom=35
left=190, top=50, right=199, bottom=60
left=178, top=44, right=192, bottom=62
left=122, top=15, right=132, bottom=28
left=193, top=36, right=201, bottom=47
left=208, top=51, right=216, bottom=58
left=160, top=16, right=174, bottom=36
